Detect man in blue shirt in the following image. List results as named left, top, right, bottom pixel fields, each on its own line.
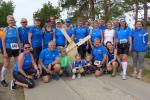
left=92, top=38, right=107, bottom=77
left=39, top=41, right=61, bottom=82
left=99, top=18, right=107, bottom=31
left=18, top=18, right=30, bottom=48
left=73, top=19, right=88, bottom=58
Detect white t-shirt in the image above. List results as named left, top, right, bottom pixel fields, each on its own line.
left=104, top=29, right=115, bottom=45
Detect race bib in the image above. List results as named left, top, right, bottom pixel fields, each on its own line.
left=10, top=43, right=19, bottom=50
left=120, top=39, right=127, bottom=44
left=94, top=60, right=101, bottom=66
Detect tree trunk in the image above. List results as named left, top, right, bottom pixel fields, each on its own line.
left=143, top=0, right=148, bottom=29
left=104, top=0, right=109, bottom=22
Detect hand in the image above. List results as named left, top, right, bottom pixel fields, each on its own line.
left=36, top=69, right=40, bottom=77
left=26, top=75, right=33, bottom=79
left=45, top=68, right=50, bottom=74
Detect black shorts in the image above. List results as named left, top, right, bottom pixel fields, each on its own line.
left=32, top=47, right=42, bottom=59
left=117, top=43, right=129, bottom=55
left=5, top=48, right=19, bottom=57
left=41, top=65, right=54, bottom=76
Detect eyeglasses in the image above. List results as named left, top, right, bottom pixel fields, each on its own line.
left=24, top=46, right=30, bottom=49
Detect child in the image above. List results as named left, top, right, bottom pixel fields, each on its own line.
left=59, top=48, right=71, bottom=76
left=72, top=54, right=84, bottom=80
left=81, top=54, right=94, bottom=74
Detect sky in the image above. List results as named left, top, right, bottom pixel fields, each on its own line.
left=4, top=0, right=67, bottom=26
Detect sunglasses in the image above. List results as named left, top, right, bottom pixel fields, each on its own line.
left=21, top=21, right=27, bottom=23
left=24, top=46, right=30, bottom=49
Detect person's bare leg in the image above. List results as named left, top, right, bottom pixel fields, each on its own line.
left=42, top=76, right=49, bottom=83
left=15, top=81, right=28, bottom=88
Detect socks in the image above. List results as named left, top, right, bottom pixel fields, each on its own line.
left=1, top=66, right=7, bottom=81
left=121, top=62, right=127, bottom=75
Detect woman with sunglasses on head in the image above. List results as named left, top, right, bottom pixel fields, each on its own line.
left=115, top=19, right=132, bottom=80
left=28, top=17, right=42, bottom=65
left=106, top=41, right=118, bottom=77
left=11, top=42, right=40, bottom=90
left=1, top=15, right=20, bottom=87
left=131, top=21, right=149, bottom=79
left=42, top=19, right=55, bottom=49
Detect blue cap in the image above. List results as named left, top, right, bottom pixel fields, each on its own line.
left=66, top=18, right=70, bottom=23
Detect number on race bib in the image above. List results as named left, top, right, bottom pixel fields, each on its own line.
left=10, top=43, right=19, bottom=50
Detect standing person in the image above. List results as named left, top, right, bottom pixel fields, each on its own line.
left=18, top=18, right=30, bottom=48
left=89, top=20, right=102, bottom=48
left=65, top=18, right=74, bottom=39
left=11, top=42, right=40, bottom=90
left=39, top=41, right=61, bottom=82
left=116, top=19, right=132, bottom=80
left=103, top=22, right=115, bottom=46
left=73, top=18, right=88, bottom=59
left=1, top=15, right=20, bottom=87
left=99, top=18, right=107, bottom=31
left=43, top=19, right=55, bottom=49
left=92, top=38, right=107, bottom=77
left=55, top=19, right=67, bottom=49
left=113, top=18, right=119, bottom=30
left=28, top=17, right=42, bottom=65
left=50, top=16, right=56, bottom=29
left=106, top=41, right=118, bottom=77
left=131, top=21, right=149, bottom=79
left=0, top=25, right=5, bottom=53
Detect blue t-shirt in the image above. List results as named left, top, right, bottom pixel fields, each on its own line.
left=99, top=25, right=107, bottom=31
left=132, top=28, right=149, bottom=52
left=66, top=26, right=74, bottom=37
left=43, top=31, right=54, bottom=48
left=107, top=49, right=114, bottom=62
left=74, top=26, right=88, bottom=44
left=39, top=48, right=60, bottom=68
left=92, top=45, right=107, bottom=61
left=5, top=26, right=18, bottom=49
left=90, top=28, right=102, bottom=45
left=55, top=28, right=66, bottom=46
left=18, top=26, right=30, bottom=44
left=116, top=27, right=132, bottom=44
left=29, top=26, right=42, bottom=47
left=13, top=53, right=32, bottom=72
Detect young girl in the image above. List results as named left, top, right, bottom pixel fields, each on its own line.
left=72, top=54, right=84, bottom=80
left=59, top=48, right=71, bottom=76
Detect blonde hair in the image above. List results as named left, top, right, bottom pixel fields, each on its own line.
left=7, top=15, right=15, bottom=23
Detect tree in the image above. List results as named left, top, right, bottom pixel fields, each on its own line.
left=0, top=0, right=15, bottom=27
left=33, top=1, right=60, bottom=26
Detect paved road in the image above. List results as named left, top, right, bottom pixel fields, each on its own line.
left=24, top=75, right=150, bottom=100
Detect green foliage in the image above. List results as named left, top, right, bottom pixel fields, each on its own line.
left=0, top=0, right=15, bottom=27
left=33, top=1, right=60, bottom=26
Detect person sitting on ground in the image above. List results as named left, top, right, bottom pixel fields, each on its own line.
left=106, top=41, right=119, bottom=77
left=39, top=41, right=61, bottom=82
left=11, top=42, right=40, bottom=90
left=81, top=54, right=94, bottom=74
left=59, top=48, right=71, bottom=76
left=91, top=38, right=107, bottom=77
left=71, top=54, right=84, bottom=80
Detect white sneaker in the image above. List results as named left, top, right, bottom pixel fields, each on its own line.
left=77, top=73, right=81, bottom=79
left=72, top=75, right=76, bottom=80
left=10, top=80, right=16, bottom=90
left=122, top=74, right=126, bottom=80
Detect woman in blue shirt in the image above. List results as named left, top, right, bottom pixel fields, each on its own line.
left=115, top=19, right=132, bottom=80
left=131, top=21, right=149, bottom=79
left=28, top=17, right=42, bottom=65
left=43, top=19, right=55, bottom=48
left=11, top=42, right=40, bottom=90
left=1, top=15, right=20, bottom=87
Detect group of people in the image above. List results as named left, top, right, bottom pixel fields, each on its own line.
left=0, top=15, right=149, bottom=90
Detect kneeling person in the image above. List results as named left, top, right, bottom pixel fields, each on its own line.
left=39, top=41, right=61, bottom=83
left=92, top=38, right=107, bottom=77
left=11, top=43, right=40, bottom=90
